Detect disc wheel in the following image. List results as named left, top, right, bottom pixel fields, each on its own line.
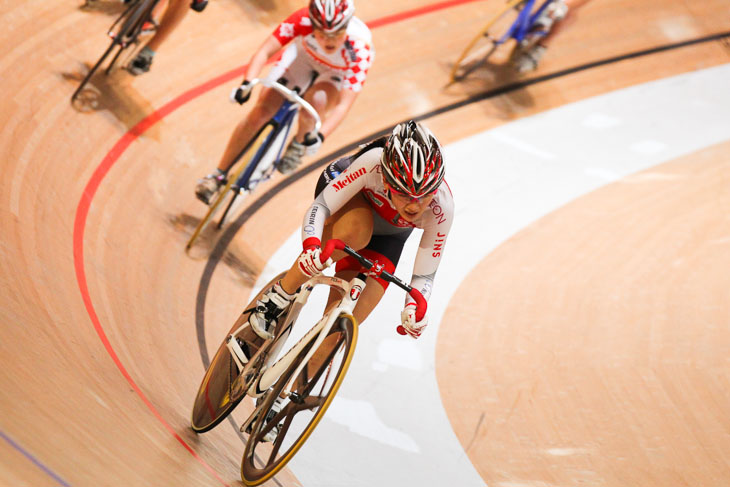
left=190, top=273, right=285, bottom=432
left=241, top=314, right=358, bottom=486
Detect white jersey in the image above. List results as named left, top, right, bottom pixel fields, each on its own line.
left=302, top=143, right=454, bottom=304
left=272, top=9, right=374, bottom=92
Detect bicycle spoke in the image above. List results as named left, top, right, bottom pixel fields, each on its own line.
left=241, top=315, right=357, bottom=485
left=299, top=395, right=325, bottom=411
left=266, top=411, right=295, bottom=463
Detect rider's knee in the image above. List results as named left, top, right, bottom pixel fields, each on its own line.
left=328, top=207, right=373, bottom=250
left=306, top=83, right=340, bottom=113
left=248, top=99, right=279, bottom=124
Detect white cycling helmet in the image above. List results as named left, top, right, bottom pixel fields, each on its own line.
left=309, top=0, right=355, bottom=33
left=381, top=121, right=445, bottom=198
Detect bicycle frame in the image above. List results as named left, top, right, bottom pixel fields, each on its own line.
left=230, top=100, right=298, bottom=194
left=230, top=78, right=321, bottom=194
left=227, top=273, right=362, bottom=398
left=449, top=0, right=557, bottom=82
left=502, top=0, right=555, bottom=46
left=257, top=274, right=362, bottom=397
left=227, top=239, right=427, bottom=435
left=228, top=273, right=362, bottom=435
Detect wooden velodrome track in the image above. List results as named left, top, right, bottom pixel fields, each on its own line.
left=2, top=0, right=729, bottom=485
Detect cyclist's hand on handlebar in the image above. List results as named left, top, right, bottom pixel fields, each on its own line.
left=302, top=132, right=324, bottom=156
left=400, top=302, right=428, bottom=339
left=297, top=246, right=333, bottom=278
left=230, top=81, right=252, bottom=105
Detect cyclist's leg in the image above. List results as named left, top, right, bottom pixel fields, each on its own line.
left=325, top=219, right=412, bottom=322
left=514, top=0, right=590, bottom=72
left=538, top=0, right=589, bottom=47
left=279, top=193, right=374, bottom=295
left=145, top=0, right=187, bottom=52
left=296, top=81, right=340, bottom=141
left=279, top=59, right=347, bottom=173
left=247, top=193, right=373, bottom=339
left=128, top=0, right=183, bottom=75
left=308, top=230, right=410, bottom=376
left=216, top=88, right=285, bottom=172
left=194, top=88, right=284, bottom=203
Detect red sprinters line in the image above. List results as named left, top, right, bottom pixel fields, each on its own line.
left=72, top=0, right=478, bottom=483
left=72, top=128, right=231, bottom=485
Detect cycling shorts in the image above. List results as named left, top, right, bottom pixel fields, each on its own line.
left=266, top=43, right=345, bottom=94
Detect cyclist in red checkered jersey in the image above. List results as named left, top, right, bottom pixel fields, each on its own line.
left=195, top=0, right=374, bottom=204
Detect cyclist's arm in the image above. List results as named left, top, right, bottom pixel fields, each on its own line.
left=243, top=35, right=284, bottom=81
left=301, top=154, right=377, bottom=248
left=408, top=194, right=454, bottom=304
left=317, top=37, right=373, bottom=137
left=245, top=8, right=309, bottom=80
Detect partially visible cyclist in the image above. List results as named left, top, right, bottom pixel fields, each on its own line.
left=246, top=120, right=454, bottom=341
left=513, top=0, right=592, bottom=73
left=195, top=0, right=374, bottom=204
left=127, top=0, right=209, bottom=75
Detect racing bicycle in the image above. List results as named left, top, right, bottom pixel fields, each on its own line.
left=450, top=0, right=558, bottom=82
left=72, top=0, right=160, bottom=105
left=185, top=78, right=322, bottom=252
left=190, top=239, right=426, bottom=485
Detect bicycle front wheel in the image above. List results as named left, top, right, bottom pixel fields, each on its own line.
left=450, top=0, right=526, bottom=81
left=241, top=314, right=358, bottom=486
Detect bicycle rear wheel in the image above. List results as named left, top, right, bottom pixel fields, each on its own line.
left=240, top=314, right=358, bottom=486
left=190, top=272, right=285, bottom=433
left=450, top=0, right=526, bottom=81
left=71, top=0, right=156, bottom=103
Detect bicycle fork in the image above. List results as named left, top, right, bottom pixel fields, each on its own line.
left=239, top=274, right=364, bottom=432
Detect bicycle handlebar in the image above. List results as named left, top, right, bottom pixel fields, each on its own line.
left=231, top=78, right=322, bottom=134
left=319, top=239, right=427, bottom=326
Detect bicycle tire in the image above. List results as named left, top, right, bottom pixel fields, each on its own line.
left=71, top=40, right=120, bottom=103
left=240, top=314, right=358, bottom=486
left=190, top=272, right=286, bottom=433
left=450, top=0, right=526, bottom=82
left=185, top=123, right=274, bottom=251
left=71, top=0, right=156, bottom=103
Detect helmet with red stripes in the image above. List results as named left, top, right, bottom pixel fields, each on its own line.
left=309, top=0, right=355, bottom=33
left=381, top=121, right=445, bottom=198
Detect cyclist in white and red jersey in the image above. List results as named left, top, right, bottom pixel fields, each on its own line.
left=195, top=0, right=374, bottom=204
left=247, top=121, right=454, bottom=340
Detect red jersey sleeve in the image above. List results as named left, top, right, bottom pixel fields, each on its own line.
left=272, top=8, right=314, bottom=45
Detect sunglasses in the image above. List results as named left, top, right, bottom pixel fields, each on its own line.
left=385, top=181, right=436, bottom=203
